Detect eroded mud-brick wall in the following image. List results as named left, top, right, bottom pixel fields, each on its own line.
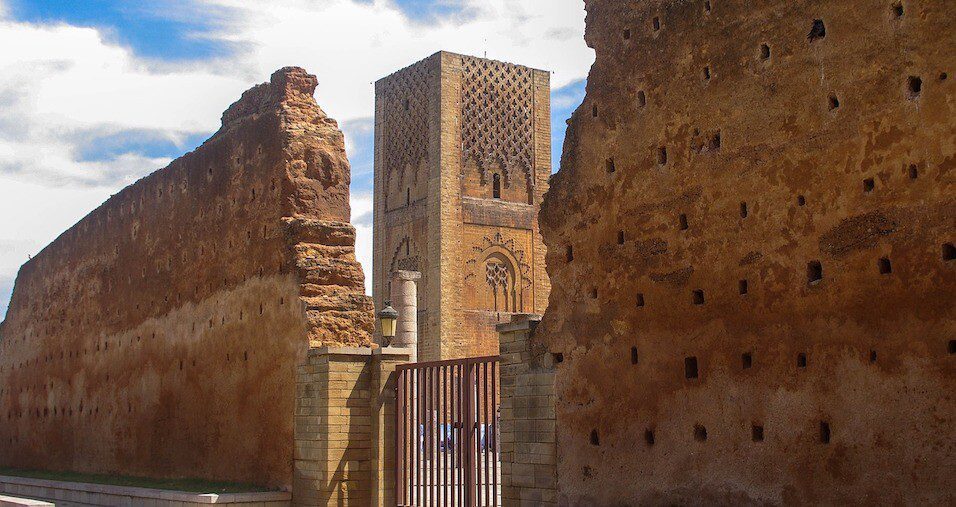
left=539, top=0, right=955, bottom=504
left=0, top=67, right=373, bottom=488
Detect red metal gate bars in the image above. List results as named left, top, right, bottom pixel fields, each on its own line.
left=395, top=356, right=499, bottom=507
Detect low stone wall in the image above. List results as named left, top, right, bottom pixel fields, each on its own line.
left=497, top=315, right=557, bottom=506
left=292, top=346, right=410, bottom=506
left=0, top=476, right=290, bottom=506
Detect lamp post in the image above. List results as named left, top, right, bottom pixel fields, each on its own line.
left=378, top=301, right=398, bottom=347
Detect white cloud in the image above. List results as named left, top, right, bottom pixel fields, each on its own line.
left=0, top=0, right=592, bottom=308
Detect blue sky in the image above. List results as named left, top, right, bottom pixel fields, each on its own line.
left=0, top=0, right=592, bottom=318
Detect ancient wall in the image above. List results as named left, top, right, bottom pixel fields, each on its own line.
left=539, top=0, right=955, bottom=504
left=373, top=52, right=551, bottom=361
left=0, top=67, right=373, bottom=489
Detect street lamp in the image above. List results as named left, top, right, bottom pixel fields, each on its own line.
left=378, top=301, right=398, bottom=347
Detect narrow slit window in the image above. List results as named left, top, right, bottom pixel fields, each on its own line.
left=820, top=421, right=831, bottom=443
left=631, top=347, right=639, bottom=365
left=566, top=245, right=574, bottom=262
left=658, top=146, right=668, bottom=165
left=807, top=261, right=823, bottom=285
left=590, top=429, right=600, bottom=446
left=652, top=17, right=661, bottom=31
left=638, top=90, right=647, bottom=107
left=618, top=230, right=625, bottom=244
left=797, top=353, right=808, bottom=368
left=878, top=257, right=892, bottom=274
left=907, top=76, right=922, bottom=99
left=679, top=213, right=689, bottom=230
left=703, top=66, right=711, bottom=80
left=406, top=187, right=411, bottom=206
left=740, top=202, right=748, bottom=218
left=592, top=104, right=599, bottom=117
left=685, top=356, right=699, bottom=378
left=943, top=243, right=956, bottom=261
left=909, top=164, right=918, bottom=179
left=808, top=19, right=826, bottom=41
left=492, top=173, right=501, bottom=199
left=739, top=279, right=749, bottom=295
left=742, top=352, right=753, bottom=369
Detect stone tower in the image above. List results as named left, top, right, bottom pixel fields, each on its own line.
left=373, top=52, right=551, bottom=361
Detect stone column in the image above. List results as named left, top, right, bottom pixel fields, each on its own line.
left=497, top=314, right=557, bottom=506
left=389, top=270, right=420, bottom=362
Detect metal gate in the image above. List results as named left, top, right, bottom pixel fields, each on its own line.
left=395, top=356, right=499, bottom=506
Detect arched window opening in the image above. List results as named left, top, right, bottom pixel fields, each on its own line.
left=485, top=254, right=520, bottom=312
left=492, top=173, right=502, bottom=199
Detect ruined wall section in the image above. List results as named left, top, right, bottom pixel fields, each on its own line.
left=539, top=0, right=955, bottom=504
left=0, top=67, right=372, bottom=488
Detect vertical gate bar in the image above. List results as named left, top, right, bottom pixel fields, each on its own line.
left=463, top=362, right=476, bottom=507
left=443, top=364, right=449, bottom=506
left=412, top=368, right=418, bottom=507
left=483, top=362, right=490, bottom=506
left=396, top=370, right=404, bottom=506
left=436, top=365, right=441, bottom=505
left=475, top=362, right=481, bottom=506
left=491, top=361, right=498, bottom=506
left=429, top=366, right=435, bottom=507
left=417, top=368, right=423, bottom=506
left=456, top=363, right=463, bottom=507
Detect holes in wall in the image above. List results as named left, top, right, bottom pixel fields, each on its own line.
left=658, top=146, right=668, bottom=166
left=592, top=104, right=599, bottom=117
left=943, top=243, right=956, bottom=261
left=694, top=424, right=708, bottom=442
left=590, top=429, right=600, bottom=446
left=739, top=279, right=749, bottom=295
left=631, top=346, right=639, bottom=365
left=797, top=353, right=808, bottom=368
left=552, top=352, right=564, bottom=364
left=617, top=230, right=625, bottom=245
left=403, top=98, right=410, bottom=111
left=907, top=76, right=922, bottom=99
left=863, top=178, right=875, bottom=193
left=742, top=352, right=753, bottom=369
left=606, top=158, right=616, bottom=174
left=590, top=288, right=598, bottom=299
left=819, top=421, right=831, bottom=443
left=652, top=17, right=661, bottom=31
left=948, top=340, right=956, bottom=354
left=908, top=164, right=918, bottom=179
left=406, top=187, right=411, bottom=206
left=692, top=289, right=705, bottom=305
left=940, top=72, right=948, bottom=81
left=752, top=424, right=764, bottom=442
left=566, top=245, right=574, bottom=262
left=637, top=90, right=647, bottom=107
left=869, top=350, right=878, bottom=363
left=740, top=202, right=748, bottom=218
left=704, top=1, right=712, bottom=13
left=679, top=213, right=689, bottom=230
left=828, top=94, right=840, bottom=110
left=644, top=429, right=655, bottom=446
left=709, top=131, right=721, bottom=150
left=878, top=257, right=892, bottom=274
left=636, top=293, right=645, bottom=307
left=808, top=19, right=826, bottom=42
left=797, top=195, right=807, bottom=206
left=623, top=28, right=631, bottom=40
left=703, top=66, right=712, bottom=81
left=760, top=43, right=771, bottom=60
left=892, top=2, right=903, bottom=18
left=807, top=261, right=823, bottom=285
left=685, top=356, right=699, bottom=379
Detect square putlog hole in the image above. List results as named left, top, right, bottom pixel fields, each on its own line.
left=685, top=356, right=699, bottom=379
left=742, top=352, right=753, bottom=369
left=752, top=424, right=764, bottom=442
left=807, top=261, right=823, bottom=285
left=863, top=178, right=875, bottom=193
left=692, top=289, right=705, bottom=305
left=797, top=353, right=808, bottom=368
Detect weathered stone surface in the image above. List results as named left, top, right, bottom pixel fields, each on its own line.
left=0, top=67, right=372, bottom=488
left=539, top=1, right=955, bottom=505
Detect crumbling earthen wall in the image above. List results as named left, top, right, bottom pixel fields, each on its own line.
left=539, top=1, right=955, bottom=504
left=0, top=67, right=373, bottom=489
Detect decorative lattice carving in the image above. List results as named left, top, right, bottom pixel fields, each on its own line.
left=465, top=232, right=533, bottom=290
left=461, top=56, right=535, bottom=189
left=382, top=62, right=432, bottom=187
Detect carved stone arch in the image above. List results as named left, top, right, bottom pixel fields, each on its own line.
left=466, top=232, right=532, bottom=312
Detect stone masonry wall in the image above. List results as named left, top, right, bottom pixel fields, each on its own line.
left=539, top=0, right=955, bottom=504
left=0, top=67, right=373, bottom=488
